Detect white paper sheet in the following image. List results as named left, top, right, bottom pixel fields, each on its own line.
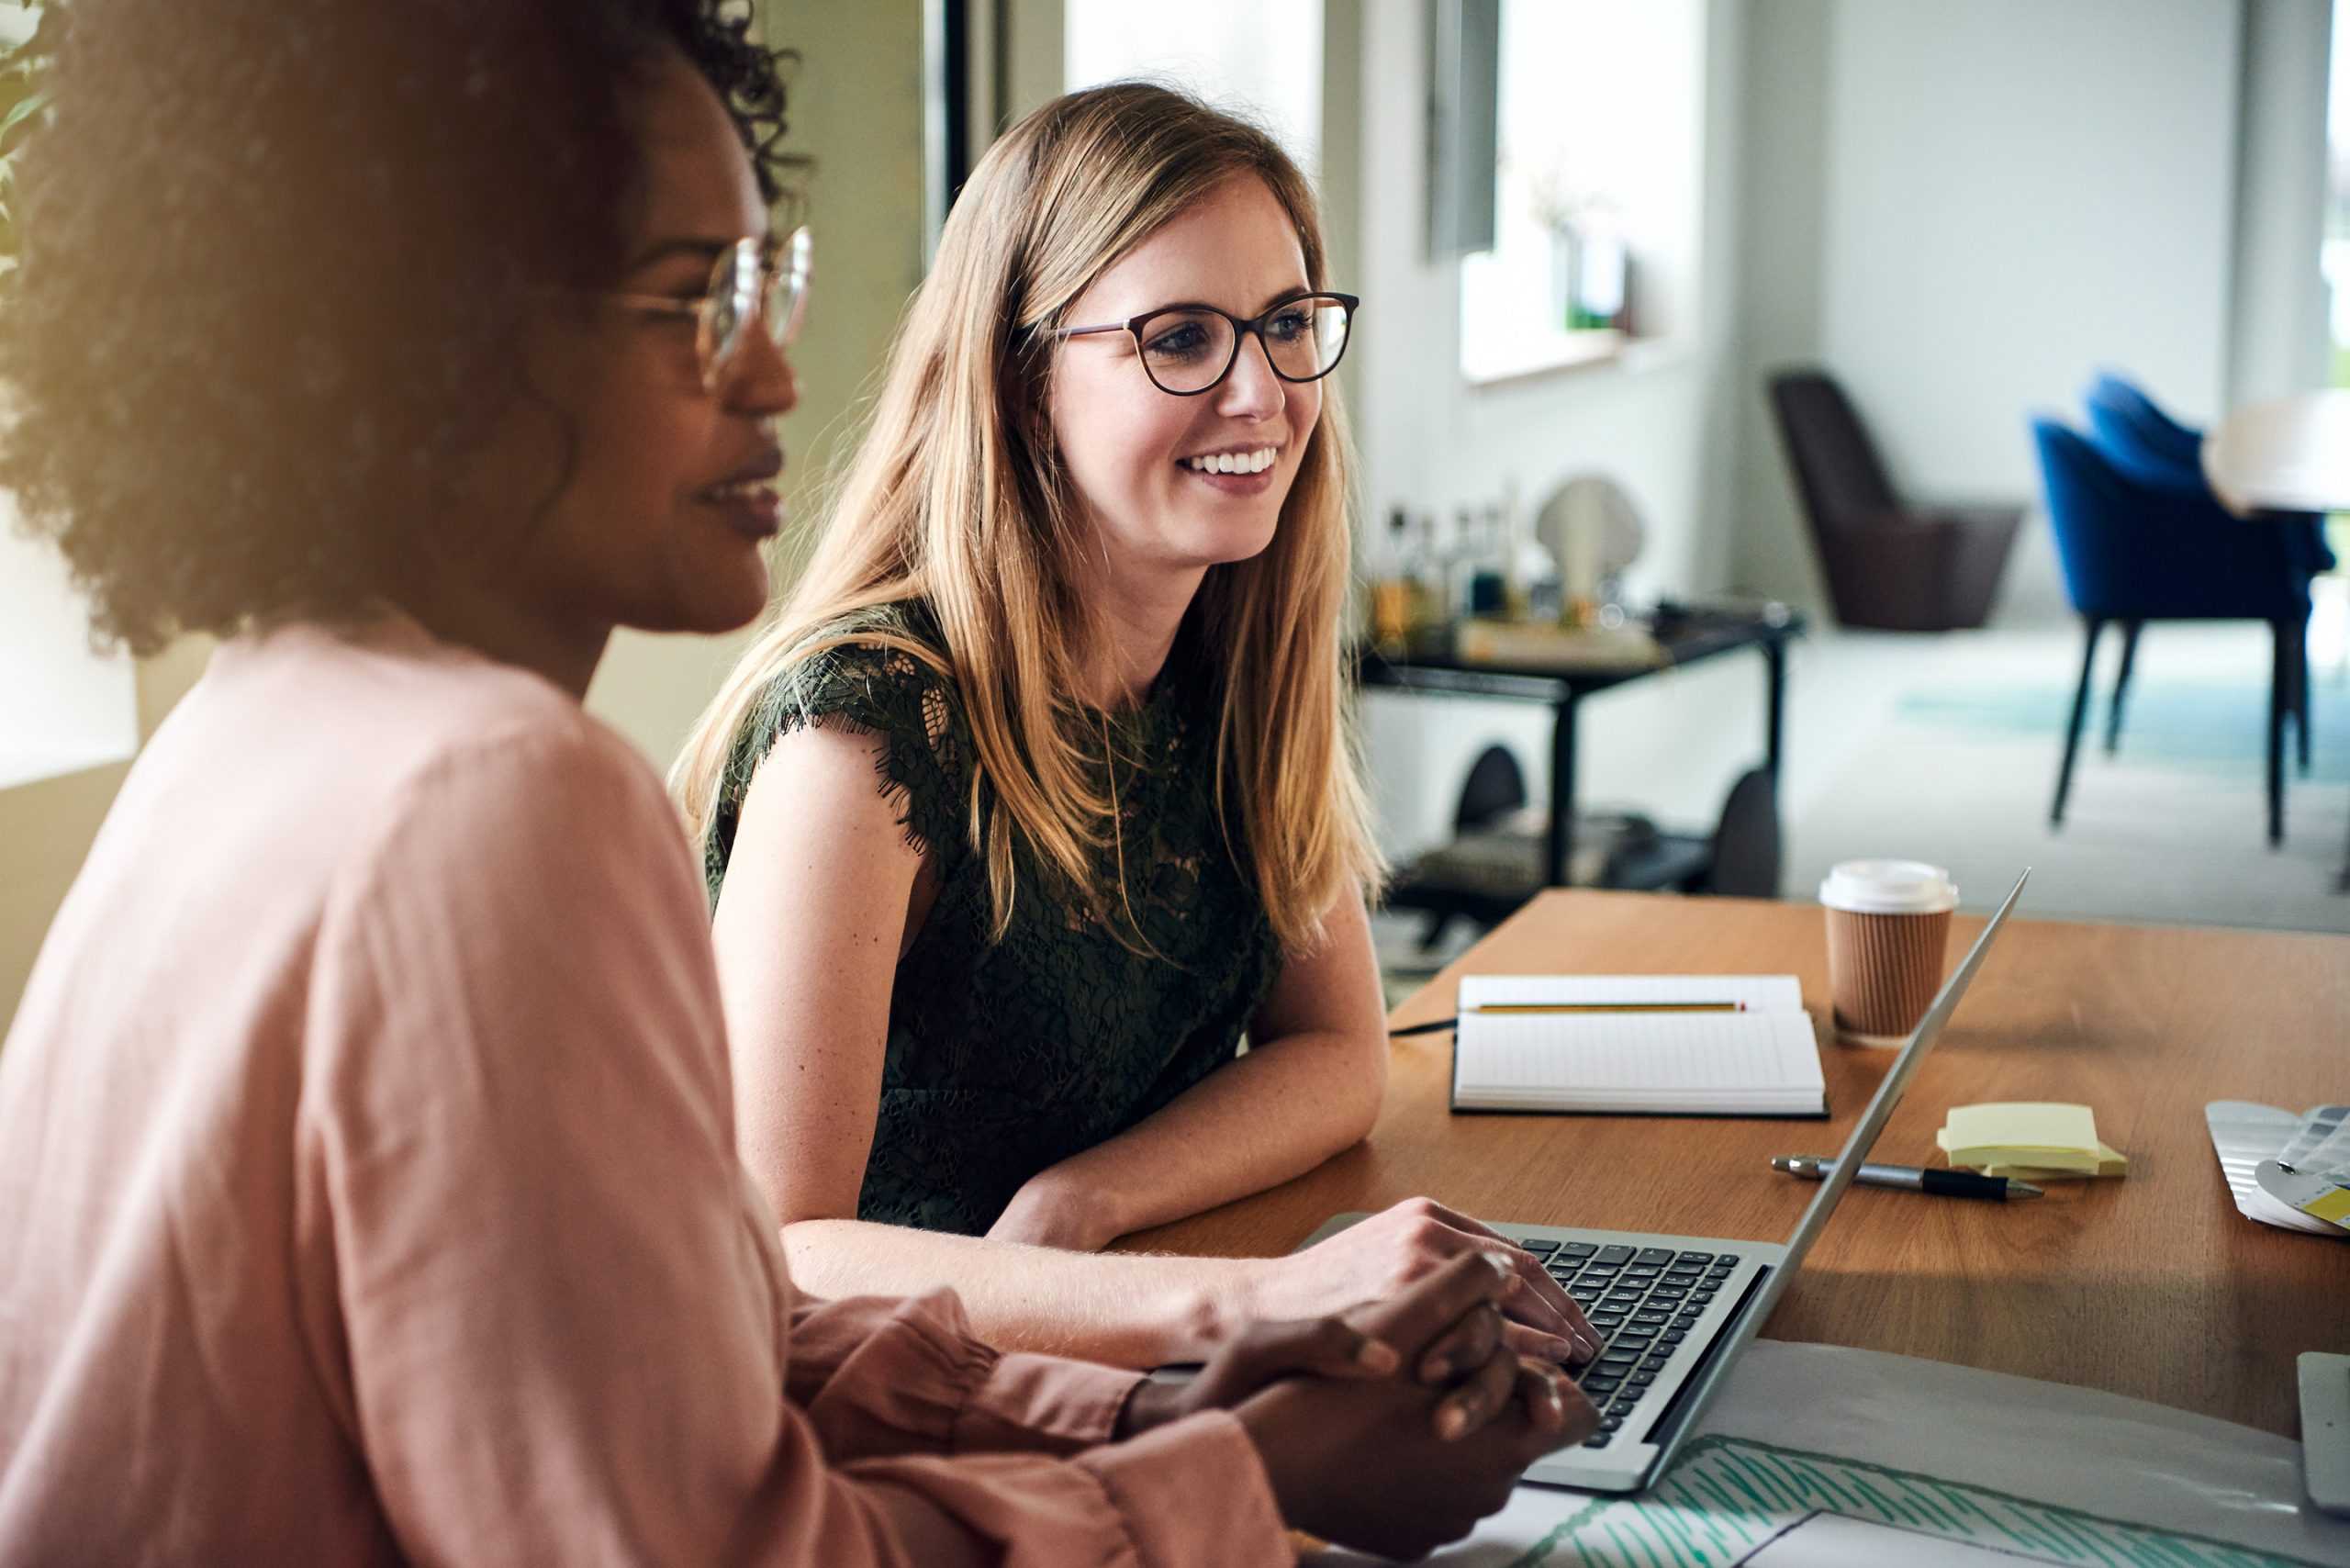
left=1742, top=1512, right=2035, bottom=1566
left=1455, top=1012, right=1822, bottom=1103
left=2262, top=1107, right=2350, bottom=1230
left=2210, top=1101, right=2350, bottom=1237
left=2279, top=1106, right=2350, bottom=1170
left=1307, top=1340, right=2350, bottom=1567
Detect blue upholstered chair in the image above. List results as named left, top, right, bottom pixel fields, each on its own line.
left=2030, top=418, right=2313, bottom=846
left=2084, top=371, right=2336, bottom=576
left=2079, top=372, right=2332, bottom=771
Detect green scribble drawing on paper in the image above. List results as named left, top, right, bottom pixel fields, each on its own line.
left=1508, top=1436, right=2323, bottom=1568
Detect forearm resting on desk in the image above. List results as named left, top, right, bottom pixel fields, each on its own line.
left=990, top=1025, right=1382, bottom=1251
left=780, top=1218, right=1263, bottom=1367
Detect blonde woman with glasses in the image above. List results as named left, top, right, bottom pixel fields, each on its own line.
left=677, top=84, right=1598, bottom=1371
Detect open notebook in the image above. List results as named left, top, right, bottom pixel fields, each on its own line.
left=1449, top=974, right=1826, bottom=1116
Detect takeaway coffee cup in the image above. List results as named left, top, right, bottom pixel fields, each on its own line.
left=1818, top=860, right=1958, bottom=1047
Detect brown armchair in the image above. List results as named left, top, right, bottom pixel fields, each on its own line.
left=1768, top=368, right=2022, bottom=632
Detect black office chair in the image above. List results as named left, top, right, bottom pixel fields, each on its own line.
left=1769, top=368, right=2023, bottom=631
left=1394, top=745, right=1533, bottom=948
left=1689, top=767, right=1781, bottom=899
left=1389, top=749, right=1780, bottom=939
left=1453, top=744, right=1528, bottom=834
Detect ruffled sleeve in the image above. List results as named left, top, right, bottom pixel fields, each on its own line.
left=706, top=609, right=973, bottom=899
left=784, top=1288, right=1144, bottom=1462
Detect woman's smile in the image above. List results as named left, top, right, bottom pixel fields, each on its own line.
left=1177, top=440, right=1284, bottom=498
left=697, top=443, right=786, bottom=539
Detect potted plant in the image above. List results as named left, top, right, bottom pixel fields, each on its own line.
left=0, top=3, right=47, bottom=281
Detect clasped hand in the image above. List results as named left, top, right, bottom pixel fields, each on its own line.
left=994, top=1182, right=1606, bottom=1369
left=1117, top=1251, right=1601, bottom=1561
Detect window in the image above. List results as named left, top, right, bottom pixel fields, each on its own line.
left=1062, top=0, right=1322, bottom=180
left=1459, top=0, right=1706, bottom=383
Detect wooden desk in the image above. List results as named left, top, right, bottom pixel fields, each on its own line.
left=1128, top=890, right=2350, bottom=1438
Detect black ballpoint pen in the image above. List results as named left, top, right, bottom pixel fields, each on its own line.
left=1770, top=1155, right=2043, bottom=1201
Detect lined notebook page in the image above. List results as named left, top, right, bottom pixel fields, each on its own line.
left=1453, top=1011, right=1824, bottom=1114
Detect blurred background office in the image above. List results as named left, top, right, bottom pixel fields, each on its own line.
left=6, top=0, right=2347, bottom=1033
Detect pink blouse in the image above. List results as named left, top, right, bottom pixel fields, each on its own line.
left=0, top=619, right=1288, bottom=1565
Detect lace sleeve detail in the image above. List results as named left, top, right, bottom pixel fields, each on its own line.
left=741, top=631, right=970, bottom=868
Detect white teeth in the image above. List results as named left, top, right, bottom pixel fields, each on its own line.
left=1183, top=446, right=1277, bottom=476
left=705, top=480, right=774, bottom=500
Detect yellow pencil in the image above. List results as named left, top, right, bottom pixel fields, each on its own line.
left=1388, top=1000, right=1747, bottom=1038
left=1470, top=1001, right=1746, bottom=1014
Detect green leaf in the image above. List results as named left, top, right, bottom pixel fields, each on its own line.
left=0, top=87, right=41, bottom=142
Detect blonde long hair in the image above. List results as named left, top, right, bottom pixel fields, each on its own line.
left=673, top=82, right=1383, bottom=953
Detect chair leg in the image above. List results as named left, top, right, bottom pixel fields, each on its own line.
left=2053, top=617, right=2102, bottom=828
left=2104, top=621, right=2141, bottom=754
left=2297, top=625, right=2313, bottom=774
left=2268, top=621, right=2288, bottom=847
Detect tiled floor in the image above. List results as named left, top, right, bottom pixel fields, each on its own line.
left=1776, top=613, right=2348, bottom=934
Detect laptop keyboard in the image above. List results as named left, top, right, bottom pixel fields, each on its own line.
left=1515, top=1239, right=1740, bottom=1450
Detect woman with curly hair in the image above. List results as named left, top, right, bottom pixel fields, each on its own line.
left=0, top=2, right=1586, bottom=1562
left=675, top=83, right=1601, bottom=1371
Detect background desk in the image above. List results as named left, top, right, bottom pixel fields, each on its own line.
left=1357, top=610, right=1804, bottom=897
left=1126, top=890, right=2350, bottom=1438
left=2202, top=390, right=2350, bottom=891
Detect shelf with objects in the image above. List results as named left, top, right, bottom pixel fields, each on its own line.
left=1357, top=478, right=1804, bottom=944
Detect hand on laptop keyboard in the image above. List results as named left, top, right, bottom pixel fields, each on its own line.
left=1516, top=1238, right=1743, bottom=1450
left=1257, top=1196, right=1604, bottom=1366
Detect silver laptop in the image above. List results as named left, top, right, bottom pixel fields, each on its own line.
left=1299, top=868, right=2029, bottom=1493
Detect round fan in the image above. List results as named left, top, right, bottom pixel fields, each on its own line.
left=1534, top=475, right=1646, bottom=592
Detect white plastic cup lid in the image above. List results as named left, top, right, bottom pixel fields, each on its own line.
left=1818, top=859, right=1958, bottom=915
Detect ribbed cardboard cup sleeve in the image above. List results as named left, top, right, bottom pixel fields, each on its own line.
left=1824, top=907, right=1952, bottom=1045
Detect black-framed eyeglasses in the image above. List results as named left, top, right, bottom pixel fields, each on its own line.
left=600, top=226, right=812, bottom=391
left=1047, top=291, right=1360, bottom=396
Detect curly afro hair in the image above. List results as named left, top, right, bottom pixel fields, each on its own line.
left=0, top=0, right=798, bottom=655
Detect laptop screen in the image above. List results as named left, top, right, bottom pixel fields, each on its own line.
left=1635, top=869, right=2031, bottom=1480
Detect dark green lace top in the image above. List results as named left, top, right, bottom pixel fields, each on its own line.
left=703, top=602, right=1283, bottom=1237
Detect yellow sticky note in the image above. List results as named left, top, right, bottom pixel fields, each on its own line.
left=1942, top=1101, right=2098, bottom=1151
left=1974, top=1142, right=2129, bottom=1181
left=1939, top=1103, right=2104, bottom=1173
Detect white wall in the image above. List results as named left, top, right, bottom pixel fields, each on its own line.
left=1353, top=0, right=1765, bottom=854
left=0, top=496, right=139, bottom=790
left=586, top=0, right=930, bottom=767
left=2230, top=0, right=2333, bottom=409
left=1730, top=0, right=1835, bottom=615
left=1733, top=0, right=2246, bottom=622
